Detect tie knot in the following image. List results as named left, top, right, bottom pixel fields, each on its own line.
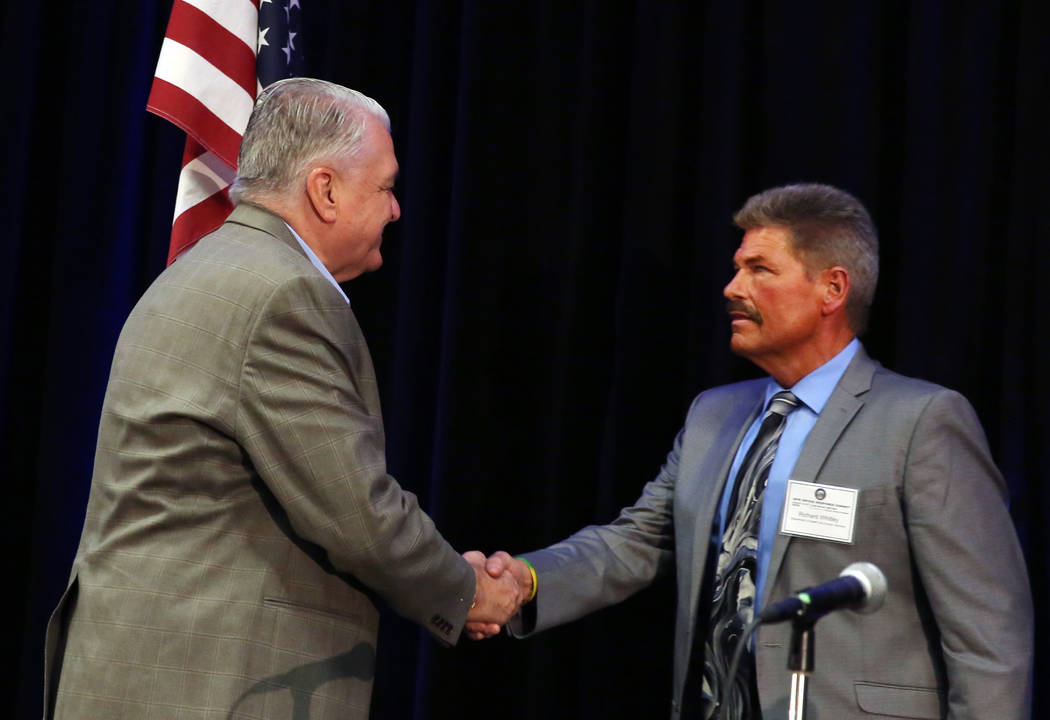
left=766, top=390, right=800, bottom=418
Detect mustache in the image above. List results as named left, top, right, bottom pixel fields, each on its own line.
left=726, top=301, right=763, bottom=325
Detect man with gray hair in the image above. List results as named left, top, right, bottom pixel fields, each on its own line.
left=44, top=78, right=521, bottom=719
left=475, top=183, right=1033, bottom=719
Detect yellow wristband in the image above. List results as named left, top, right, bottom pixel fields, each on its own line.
left=516, top=556, right=538, bottom=603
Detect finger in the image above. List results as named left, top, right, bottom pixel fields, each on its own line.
left=463, top=550, right=486, bottom=566
left=465, top=622, right=501, bottom=640
left=470, top=624, right=500, bottom=637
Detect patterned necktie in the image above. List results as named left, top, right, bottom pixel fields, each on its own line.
left=702, top=390, right=800, bottom=720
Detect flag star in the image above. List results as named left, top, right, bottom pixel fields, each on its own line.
left=284, top=1, right=291, bottom=21
left=283, top=41, right=292, bottom=64
left=288, top=30, right=297, bottom=51
left=257, top=26, right=270, bottom=50
left=289, top=0, right=301, bottom=8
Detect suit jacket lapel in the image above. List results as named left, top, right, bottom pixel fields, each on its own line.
left=686, top=385, right=765, bottom=622
left=760, top=347, right=878, bottom=608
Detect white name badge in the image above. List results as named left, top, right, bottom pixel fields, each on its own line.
left=779, top=480, right=858, bottom=544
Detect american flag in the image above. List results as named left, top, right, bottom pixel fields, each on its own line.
left=148, top=0, right=304, bottom=264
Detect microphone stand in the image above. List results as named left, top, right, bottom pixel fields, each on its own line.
left=786, top=618, right=816, bottom=720
left=766, top=562, right=886, bottom=718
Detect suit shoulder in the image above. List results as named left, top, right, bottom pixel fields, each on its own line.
left=146, top=222, right=347, bottom=317
left=176, top=220, right=311, bottom=286
left=686, top=378, right=766, bottom=415
left=860, top=365, right=988, bottom=442
left=868, top=365, right=971, bottom=408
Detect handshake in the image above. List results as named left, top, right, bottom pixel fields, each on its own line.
left=462, top=551, right=534, bottom=640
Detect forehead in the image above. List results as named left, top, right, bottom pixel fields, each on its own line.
left=734, top=226, right=796, bottom=263
left=356, top=115, right=399, bottom=176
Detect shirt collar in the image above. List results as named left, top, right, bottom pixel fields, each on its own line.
left=284, top=222, right=350, bottom=305
left=765, top=337, right=861, bottom=414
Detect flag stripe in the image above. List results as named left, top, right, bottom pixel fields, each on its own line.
left=169, top=185, right=234, bottom=264
left=165, top=0, right=257, bottom=98
left=152, top=37, right=254, bottom=139
left=174, top=150, right=237, bottom=218
left=179, top=0, right=259, bottom=51
left=148, top=76, right=245, bottom=169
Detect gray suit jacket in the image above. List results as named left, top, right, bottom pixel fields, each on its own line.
left=44, top=204, right=475, bottom=719
left=514, top=347, right=1033, bottom=719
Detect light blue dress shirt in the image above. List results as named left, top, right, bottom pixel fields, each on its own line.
left=714, top=337, right=861, bottom=609
left=285, top=221, right=349, bottom=304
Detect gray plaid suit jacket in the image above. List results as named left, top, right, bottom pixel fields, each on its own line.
left=44, top=204, right=474, bottom=719
left=512, top=347, right=1033, bottom=720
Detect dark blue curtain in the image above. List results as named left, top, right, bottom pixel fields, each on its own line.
left=6, top=2, right=1047, bottom=718
left=4, top=3, right=181, bottom=717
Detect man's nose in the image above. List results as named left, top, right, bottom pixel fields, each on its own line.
left=724, top=270, right=743, bottom=299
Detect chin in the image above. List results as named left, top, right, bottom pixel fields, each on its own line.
left=729, top=334, right=757, bottom=358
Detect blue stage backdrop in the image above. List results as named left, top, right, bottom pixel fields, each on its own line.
left=4, top=2, right=1047, bottom=718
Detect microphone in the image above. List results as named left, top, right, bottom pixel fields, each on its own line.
left=758, top=562, right=887, bottom=624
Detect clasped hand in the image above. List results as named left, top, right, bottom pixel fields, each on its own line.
left=462, top=551, right=533, bottom=640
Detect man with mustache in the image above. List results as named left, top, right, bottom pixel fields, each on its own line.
left=473, top=183, right=1032, bottom=719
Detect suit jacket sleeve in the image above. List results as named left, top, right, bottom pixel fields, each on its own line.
left=904, top=389, right=1033, bottom=719
left=235, top=273, right=475, bottom=644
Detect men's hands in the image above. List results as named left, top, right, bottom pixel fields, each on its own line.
left=485, top=551, right=534, bottom=599
left=464, top=551, right=522, bottom=637
left=462, top=551, right=535, bottom=640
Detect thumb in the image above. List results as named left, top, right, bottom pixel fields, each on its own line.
left=486, top=550, right=514, bottom=577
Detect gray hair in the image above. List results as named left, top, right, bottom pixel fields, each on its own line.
left=230, top=77, right=390, bottom=205
left=733, top=183, right=879, bottom=335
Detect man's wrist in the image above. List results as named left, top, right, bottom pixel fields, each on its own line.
left=516, top=556, right=538, bottom=603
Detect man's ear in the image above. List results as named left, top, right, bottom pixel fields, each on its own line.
left=305, top=166, right=338, bottom=223
left=821, top=266, right=850, bottom=316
